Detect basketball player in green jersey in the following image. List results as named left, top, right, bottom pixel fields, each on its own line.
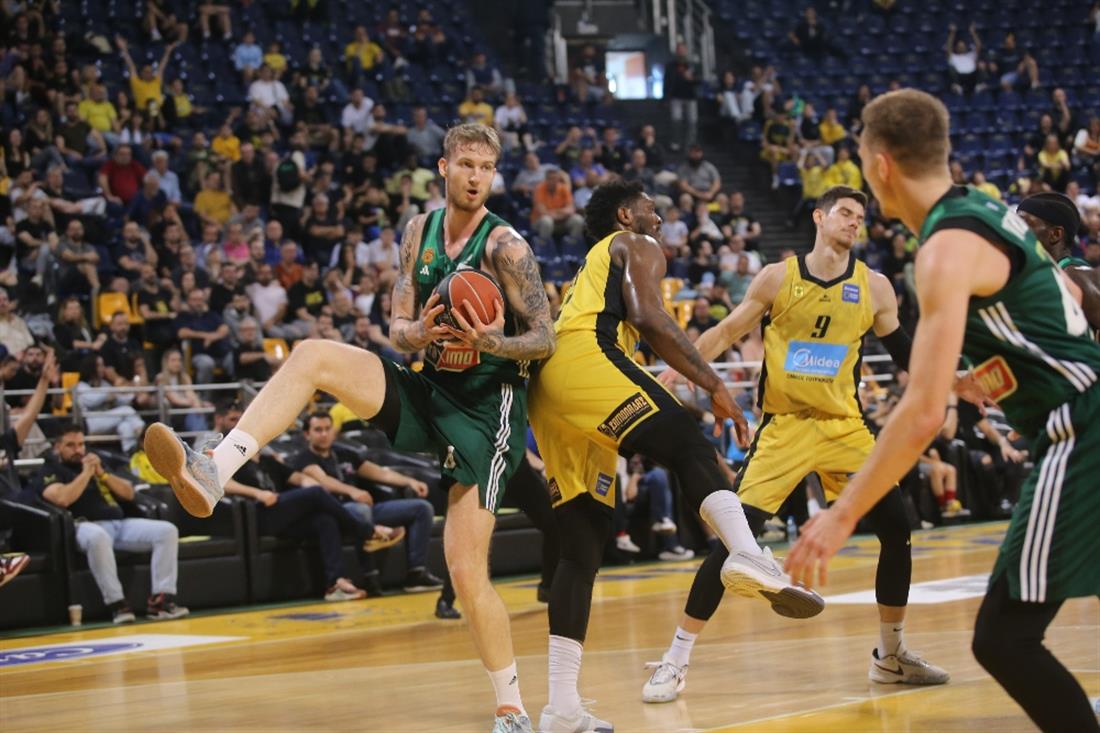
left=144, top=124, right=554, bottom=733
left=1016, top=191, right=1100, bottom=331
left=786, top=89, right=1100, bottom=733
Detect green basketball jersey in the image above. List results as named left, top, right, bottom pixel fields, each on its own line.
left=919, top=186, right=1100, bottom=436
left=413, top=208, right=528, bottom=389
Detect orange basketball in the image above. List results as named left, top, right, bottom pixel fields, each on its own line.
left=435, top=268, right=504, bottom=329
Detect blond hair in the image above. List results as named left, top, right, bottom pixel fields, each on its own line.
left=442, top=123, right=502, bottom=162
left=861, top=89, right=951, bottom=176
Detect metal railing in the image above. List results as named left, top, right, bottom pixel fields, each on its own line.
left=650, top=0, right=717, bottom=82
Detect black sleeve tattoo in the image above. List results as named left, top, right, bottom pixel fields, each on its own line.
left=390, top=215, right=427, bottom=353
left=486, top=228, right=556, bottom=360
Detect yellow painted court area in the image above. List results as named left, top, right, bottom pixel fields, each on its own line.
left=1, top=522, right=1097, bottom=732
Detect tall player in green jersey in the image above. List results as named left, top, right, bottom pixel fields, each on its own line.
left=144, top=124, right=554, bottom=733
left=785, top=89, right=1100, bottom=733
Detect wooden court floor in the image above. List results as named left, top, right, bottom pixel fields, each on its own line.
left=1, top=522, right=1097, bottom=732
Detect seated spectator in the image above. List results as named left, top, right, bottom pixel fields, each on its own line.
left=761, top=111, right=794, bottom=189
left=233, top=30, right=264, bottom=84
left=494, top=92, right=529, bottom=153
left=344, top=25, right=386, bottom=79
left=555, top=125, right=585, bottom=170
left=376, top=7, right=409, bottom=66
left=624, top=455, right=694, bottom=561
left=797, top=103, right=834, bottom=166
left=659, top=205, right=689, bottom=260
left=512, top=152, right=550, bottom=200
left=275, top=241, right=305, bottom=289
left=1072, top=116, right=1100, bottom=182
left=286, top=260, right=326, bottom=329
left=363, top=104, right=409, bottom=171
left=143, top=0, right=185, bottom=43
left=135, top=264, right=178, bottom=355
left=174, top=287, right=234, bottom=385
left=171, top=244, right=212, bottom=291
left=194, top=171, right=236, bottom=229
left=990, top=31, right=1039, bottom=92
left=247, top=262, right=305, bottom=340
left=116, top=35, right=176, bottom=114
left=424, top=180, right=445, bottom=213
left=346, top=313, right=402, bottom=362
left=211, top=123, right=241, bottom=164
left=13, top=197, right=56, bottom=285
left=99, top=310, right=144, bottom=384
left=233, top=317, right=280, bottom=381
left=458, top=86, right=494, bottom=127
left=466, top=50, right=504, bottom=96
left=98, top=144, right=146, bottom=208
left=823, top=146, right=863, bottom=190
left=301, top=194, right=345, bottom=265
left=56, top=219, right=100, bottom=295
left=366, top=225, right=400, bottom=275
left=531, top=168, right=584, bottom=241
left=114, top=221, right=158, bottom=281
left=689, top=203, right=724, bottom=251
left=716, top=71, right=752, bottom=135
left=818, top=107, right=848, bottom=148
left=220, top=222, right=251, bottom=266
left=150, top=151, right=182, bottom=204
left=1037, top=134, right=1071, bottom=192
left=791, top=148, right=829, bottom=226
left=788, top=6, right=846, bottom=61
left=569, top=148, right=609, bottom=190
left=78, top=84, right=120, bottom=149
left=126, top=172, right=168, bottom=232
left=944, top=23, right=987, bottom=95
left=231, top=144, right=270, bottom=211
left=686, top=296, right=719, bottom=332
left=263, top=40, right=288, bottom=78
left=35, top=424, right=188, bottom=622
left=213, top=403, right=378, bottom=598
left=386, top=154, right=435, bottom=202
left=248, top=64, right=293, bottom=126
left=296, top=46, right=347, bottom=105
left=406, top=106, right=446, bottom=161
left=720, top=255, right=755, bottom=304
left=155, top=348, right=210, bottom=432
left=971, top=171, right=1002, bottom=201
left=0, top=288, right=35, bottom=358
left=289, top=411, right=443, bottom=593
left=73, top=355, right=145, bottom=451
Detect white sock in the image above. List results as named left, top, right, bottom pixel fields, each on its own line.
left=547, top=635, right=583, bottom=714
left=664, top=626, right=697, bottom=667
left=488, top=661, right=525, bottom=716
left=210, top=429, right=259, bottom=488
left=878, top=620, right=906, bottom=658
left=700, top=491, right=760, bottom=555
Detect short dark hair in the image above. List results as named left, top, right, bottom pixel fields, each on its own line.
left=56, top=423, right=84, bottom=440
left=583, top=179, right=646, bottom=241
left=304, top=411, right=332, bottom=431
left=815, top=186, right=868, bottom=214
left=861, top=88, right=951, bottom=175
left=214, top=401, right=243, bottom=418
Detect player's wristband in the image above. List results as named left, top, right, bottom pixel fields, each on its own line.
left=880, top=326, right=912, bottom=372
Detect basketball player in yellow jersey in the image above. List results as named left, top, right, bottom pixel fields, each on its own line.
left=641, top=185, right=949, bottom=705
left=529, top=180, right=824, bottom=733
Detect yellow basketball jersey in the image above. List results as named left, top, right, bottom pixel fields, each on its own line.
left=555, top=231, right=640, bottom=356
left=760, top=255, right=875, bottom=417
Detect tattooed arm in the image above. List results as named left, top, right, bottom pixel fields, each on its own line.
left=468, top=227, right=556, bottom=360
left=388, top=214, right=449, bottom=353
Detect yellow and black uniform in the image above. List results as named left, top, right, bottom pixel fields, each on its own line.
left=737, top=253, right=876, bottom=513
left=529, top=231, right=681, bottom=510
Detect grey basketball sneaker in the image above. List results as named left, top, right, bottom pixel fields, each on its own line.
left=641, top=659, right=688, bottom=703
left=720, top=546, right=825, bottom=619
left=491, top=706, right=534, bottom=733
left=869, top=648, right=950, bottom=685
left=538, top=704, right=613, bottom=732
left=144, top=422, right=224, bottom=517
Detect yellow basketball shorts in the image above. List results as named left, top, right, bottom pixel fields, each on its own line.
left=735, top=411, right=875, bottom=515
left=529, top=334, right=679, bottom=510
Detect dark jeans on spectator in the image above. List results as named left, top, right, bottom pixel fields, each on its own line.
left=344, top=497, right=434, bottom=570
left=637, top=467, right=678, bottom=551
left=259, top=485, right=374, bottom=586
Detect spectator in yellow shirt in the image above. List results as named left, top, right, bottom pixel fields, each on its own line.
left=818, top=107, right=848, bottom=146
left=971, top=170, right=1002, bottom=201
left=193, top=171, right=236, bottom=228
left=458, top=86, right=494, bottom=127
left=345, top=25, right=386, bottom=75
left=211, top=123, right=242, bottom=163
left=78, top=84, right=120, bottom=137
left=823, top=146, right=863, bottom=190
left=789, top=149, right=829, bottom=226
left=117, top=35, right=178, bottom=113
left=264, top=41, right=288, bottom=78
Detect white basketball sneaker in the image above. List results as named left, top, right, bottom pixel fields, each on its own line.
left=720, top=546, right=825, bottom=619
left=492, top=706, right=534, bottom=733
left=537, top=704, right=613, bottom=732
left=641, top=660, right=688, bottom=703
left=869, top=648, right=950, bottom=685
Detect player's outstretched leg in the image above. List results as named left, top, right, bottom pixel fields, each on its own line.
left=145, top=341, right=388, bottom=517
left=623, top=410, right=824, bottom=618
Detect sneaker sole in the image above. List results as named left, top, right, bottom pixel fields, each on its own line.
left=0, top=556, right=30, bottom=589
left=403, top=584, right=444, bottom=593
left=363, top=527, right=406, bottom=553
left=869, top=668, right=950, bottom=685
left=642, top=682, right=685, bottom=704
left=721, top=565, right=825, bottom=619
left=145, top=422, right=215, bottom=518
